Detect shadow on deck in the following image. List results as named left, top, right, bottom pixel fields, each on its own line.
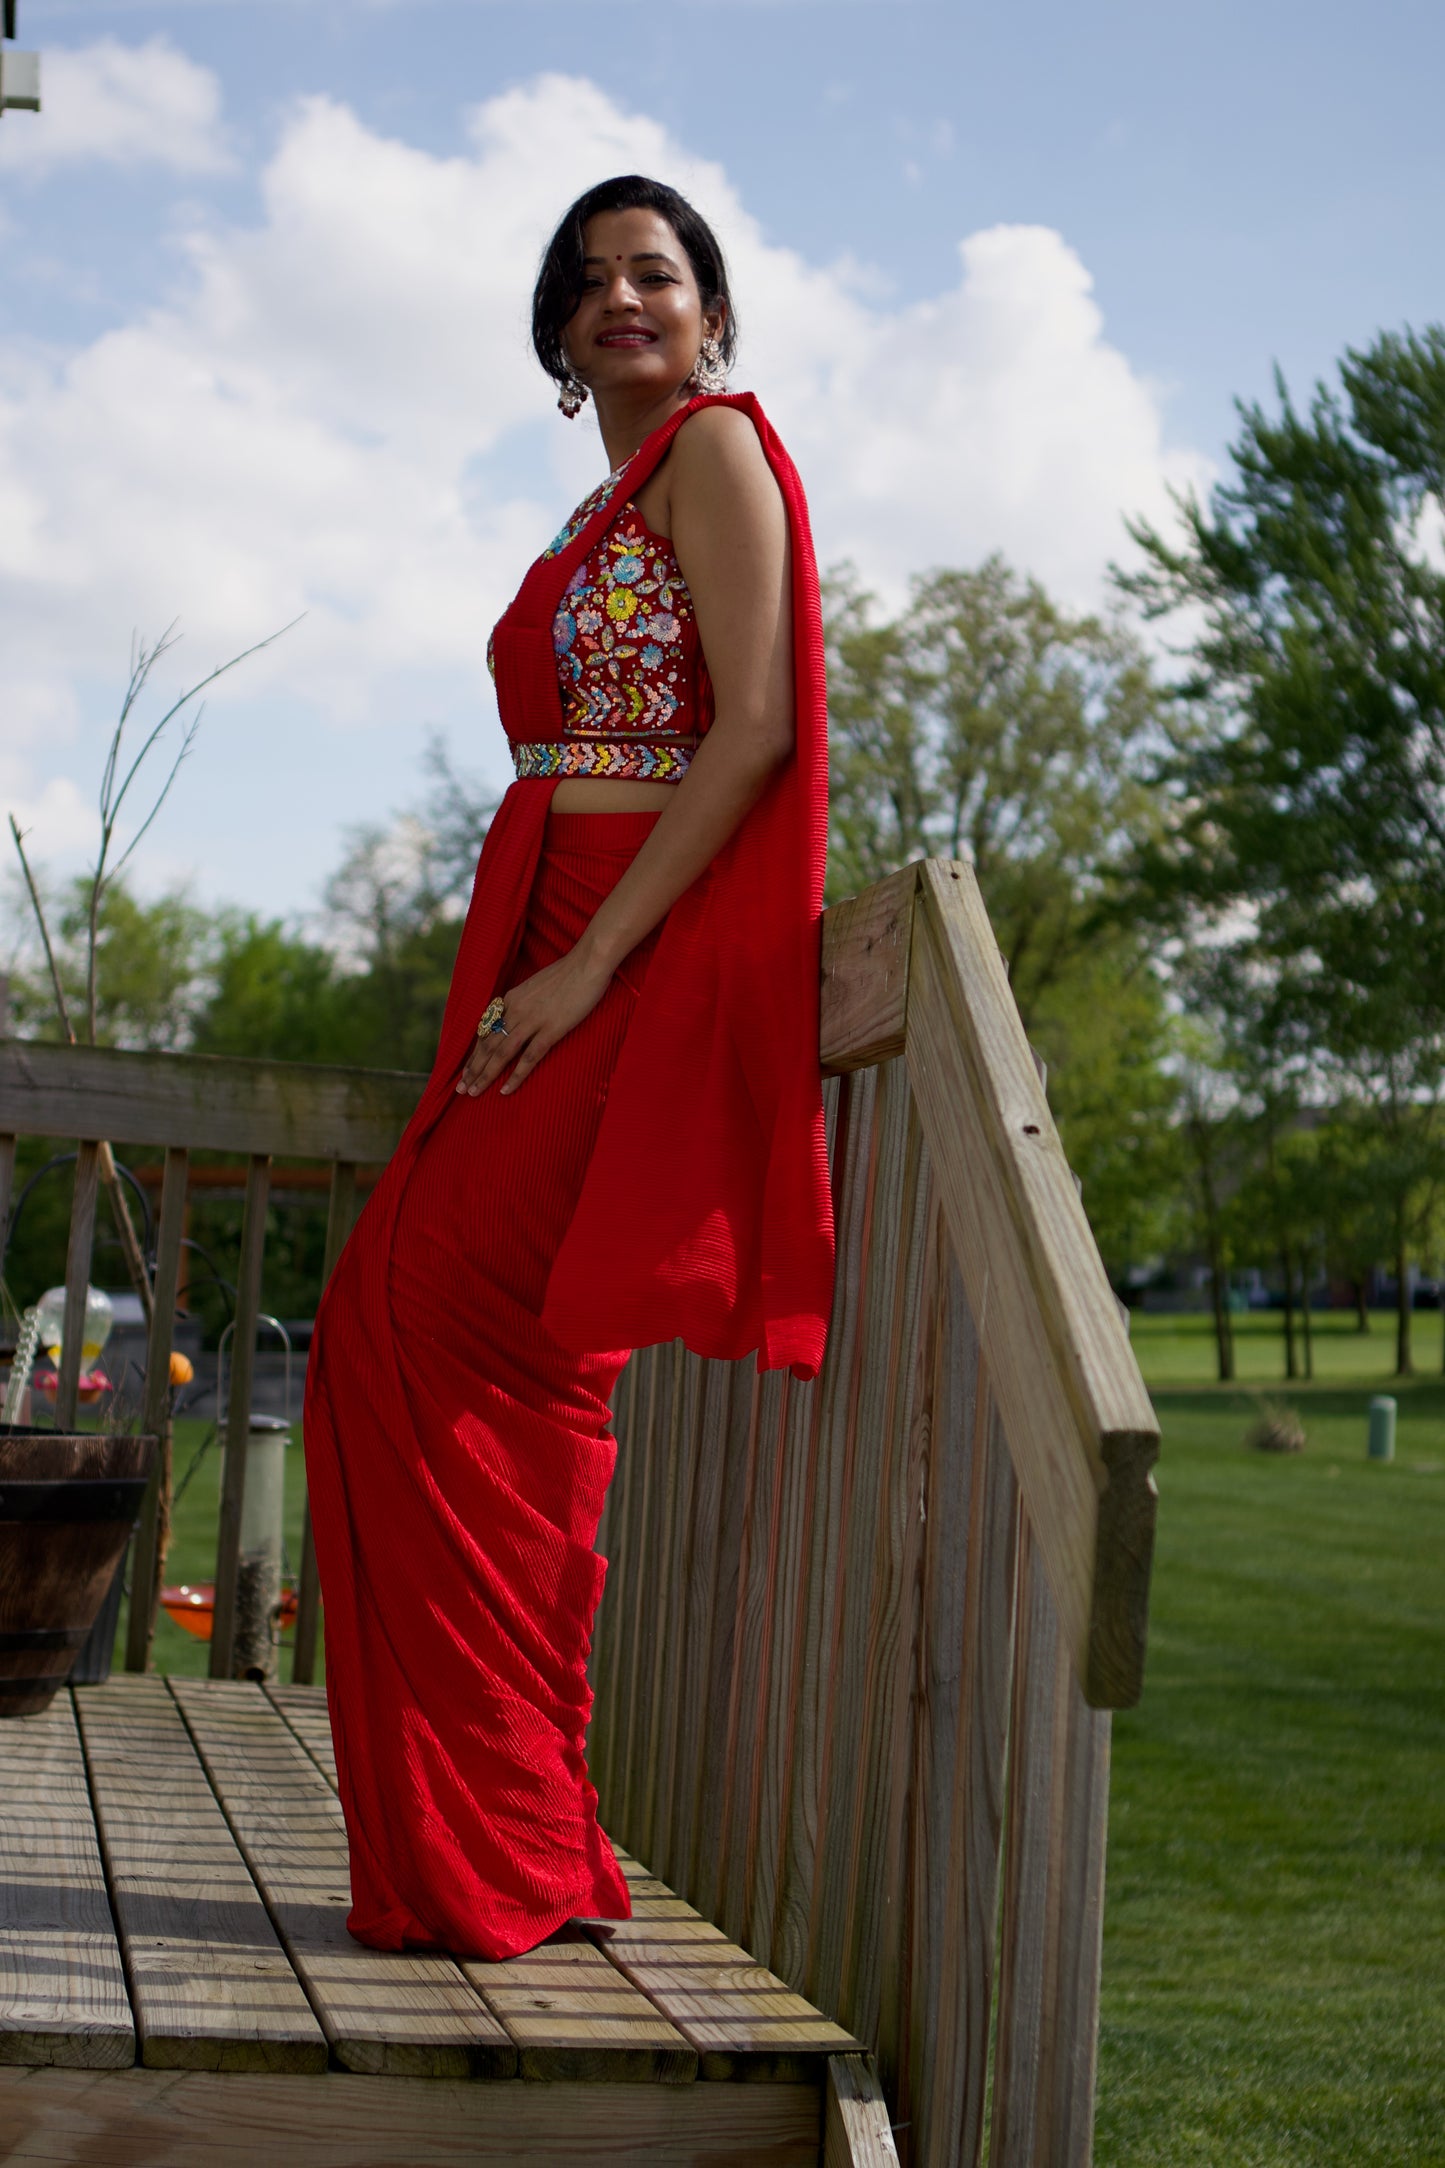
left=0, top=1678, right=883, bottom=2167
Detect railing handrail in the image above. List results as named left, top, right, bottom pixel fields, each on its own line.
left=0, top=1040, right=428, bottom=1163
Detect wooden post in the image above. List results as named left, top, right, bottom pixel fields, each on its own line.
left=209, top=1153, right=271, bottom=1679
left=989, top=1510, right=1111, bottom=2168
left=125, top=1146, right=188, bottom=1671
left=291, top=1160, right=356, bottom=1684
left=54, top=1140, right=101, bottom=1432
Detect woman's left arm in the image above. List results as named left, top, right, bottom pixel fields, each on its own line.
left=460, top=407, right=794, bottom=1097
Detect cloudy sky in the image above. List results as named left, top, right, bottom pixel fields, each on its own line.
left=3, top=0, right=1442, bottom=922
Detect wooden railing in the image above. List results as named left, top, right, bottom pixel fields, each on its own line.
left=0, top=1042, right=425, bottom=1680
left=0, top=856, right=1158, bottom=2163
left=589, top=859, right=1158, bottom=2167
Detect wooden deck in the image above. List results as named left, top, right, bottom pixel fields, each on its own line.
left=0, top=1678, right=888, bottom=2167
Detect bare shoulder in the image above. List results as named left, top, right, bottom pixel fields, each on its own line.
left=670, top=403, right=783, bottom=519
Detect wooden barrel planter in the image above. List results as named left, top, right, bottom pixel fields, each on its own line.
left=0, top=1427, right=156, bottom=1717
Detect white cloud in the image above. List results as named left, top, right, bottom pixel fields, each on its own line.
left=0, top=62, right=1209, bottom=911
left=0, top=38, right=231, bottom=175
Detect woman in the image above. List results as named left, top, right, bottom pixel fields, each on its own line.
left=304, top=174, right=833, bottom=1961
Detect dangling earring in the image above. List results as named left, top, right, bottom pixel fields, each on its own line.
left=687, top=336, right=728, bottom=396
left=557, top=374, right=588, bottom=420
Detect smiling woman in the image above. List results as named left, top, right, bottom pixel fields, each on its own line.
left=303, top=175, right=835, bottom=1961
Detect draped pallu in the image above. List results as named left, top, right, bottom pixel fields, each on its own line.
left=304, top=395, right=834, bottom=1959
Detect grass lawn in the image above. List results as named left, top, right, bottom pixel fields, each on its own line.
left=1097, top=1320, right=1445, bottom=2164
left=112, top=1413, right=321, bottom=1681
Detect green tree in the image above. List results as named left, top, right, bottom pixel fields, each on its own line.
left=824, top=555, right=1176, bottom=1272
left=191, top=916, right=349, bottom=1064
left=5, top=874, right=208, bottom=1049
left=1119, top=326, right=1445, bottom=1373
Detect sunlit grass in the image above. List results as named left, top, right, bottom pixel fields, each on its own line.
left=111, top=1413, right=320, bottom=1680
left=1130, top=1305, right=1440, bottom=1389
left=1097, top=1370, right=1445, bottom=2164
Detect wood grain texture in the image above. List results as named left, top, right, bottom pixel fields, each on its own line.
left=620, top=1345, right=676, bottom=1844
left=745, top=1357, right=816, bottom=1963
left=125, top=1146, right=188, bottom=1674
left=714, top=1365, right=786, bottom=1949
left=263, top=1684, right=338, bottom=1790
left=906, top=862, right=1158, bottom=1708
left=648, top=1352, right=704, bottom=1892
left=0, top=1041, right=425, bottom=1163
left=833, top=1087, right=934, bottom=2060
left=768, top=1069, right=869, bottom=1995
left=638, top=1343, right=689, bottom=1870
left=55, top=1140, right=101, bottom=1433
left=657, top=1357, right=730, bottom=1900
left=292, top=1160, right=358, bottom=1686
left=73, top=1677, right=325, bottom=2073
left=0, top=1693, right=133, bottom=2068
left=989, top=1512, right=1111, bottom=2168
left=820, top=867, right=919, bottom=1075
left=588, top=1868, right=862, bottom=2083
left=168, top=1679, right=516, bottom=2079
left=677, top=1361, right=755, bottom=1927
left=912, top=1332, right=1018, bottom=2168
left=208, top=1155, right=271, bottom=1681
left=824, top=2054, right=901, bottom=2167
left=805, top=1060, right=915, bottom=2022
left=0, top=2066, right=825, bottom=2166
left=462, top=1923, right=697, bottom=2084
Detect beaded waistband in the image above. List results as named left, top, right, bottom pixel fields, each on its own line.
left=513, top=740, right=693, bottom=782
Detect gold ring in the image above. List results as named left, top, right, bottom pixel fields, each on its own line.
left=478, top=997, right=508, bottom=1038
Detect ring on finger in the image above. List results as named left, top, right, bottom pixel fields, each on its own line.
left=478, top=997, right=509, bottom=1038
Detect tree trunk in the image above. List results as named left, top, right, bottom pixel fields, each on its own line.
left=1210, top=1254, right=1235, bottom=1382
left=1191, top=1113, right=1234, bottom=1382
left=1281, top=1246, right=1298, bottom=1381
left=1355, top=1276, right=1370, bottom=1334
left=1301, top=1248, right=1314, bottom=1381
left=1395, top=1219, right=1413, bottom=1377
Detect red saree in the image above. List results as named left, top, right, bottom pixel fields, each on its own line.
left=304, top=394, right=832, bottom=1958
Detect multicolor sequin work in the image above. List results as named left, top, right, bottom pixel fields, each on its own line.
left=513, top=739, right=694, bottom=781
left=541, top=464, right=630, bottom=560
left=553, top=504, right=703, bottom=744
left=491, top=478, right=713, bottom=785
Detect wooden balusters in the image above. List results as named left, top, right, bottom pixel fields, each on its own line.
left=292, top=1159, right=358, bottom=1684
left=54, top=1140, right=101, bottom=1432
left=209, top=1153, right=272, bottom=1678
left=988, top=1512, right=1111, bottom=2168
left=124, top=1146, right=188, bottom=1672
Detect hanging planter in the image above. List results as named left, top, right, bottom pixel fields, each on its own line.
left=0, top=1426, right=156, bottom=1717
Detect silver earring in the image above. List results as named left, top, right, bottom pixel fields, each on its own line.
left=687, top=336, right=728, bottom=395
left=557, top=375, right=588, bottom=420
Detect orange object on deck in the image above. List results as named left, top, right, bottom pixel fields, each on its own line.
left=160, top=1581, right=297, bottom=1641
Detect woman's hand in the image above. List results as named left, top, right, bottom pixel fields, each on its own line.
left=456, top=948, right=613, bottom=1097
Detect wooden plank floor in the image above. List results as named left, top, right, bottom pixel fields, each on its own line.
left=0, top=1679, right=867, bottom=2163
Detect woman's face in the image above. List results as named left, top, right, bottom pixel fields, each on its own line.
left=563, top=207, right=721, bottom=404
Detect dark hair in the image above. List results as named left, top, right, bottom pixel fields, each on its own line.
left=531, top=175, right=737, bottom=388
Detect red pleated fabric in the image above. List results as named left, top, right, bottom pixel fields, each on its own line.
left=306, top=812, right=662, bottom=1956
left=305, top=395, right=834, bottom=1960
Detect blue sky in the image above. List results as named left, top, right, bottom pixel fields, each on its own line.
left=4, top=0, right=1443, bottom=925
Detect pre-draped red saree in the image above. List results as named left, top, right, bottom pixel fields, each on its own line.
left=304, top=394, right=833, bottom=1958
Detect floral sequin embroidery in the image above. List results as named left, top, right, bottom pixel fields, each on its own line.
left=553, top=507, right=696, bottom=738
left=541, top=464, right=630, bottom=561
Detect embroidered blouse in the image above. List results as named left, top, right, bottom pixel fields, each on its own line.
left=490, top=488, right=713, bottom=782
